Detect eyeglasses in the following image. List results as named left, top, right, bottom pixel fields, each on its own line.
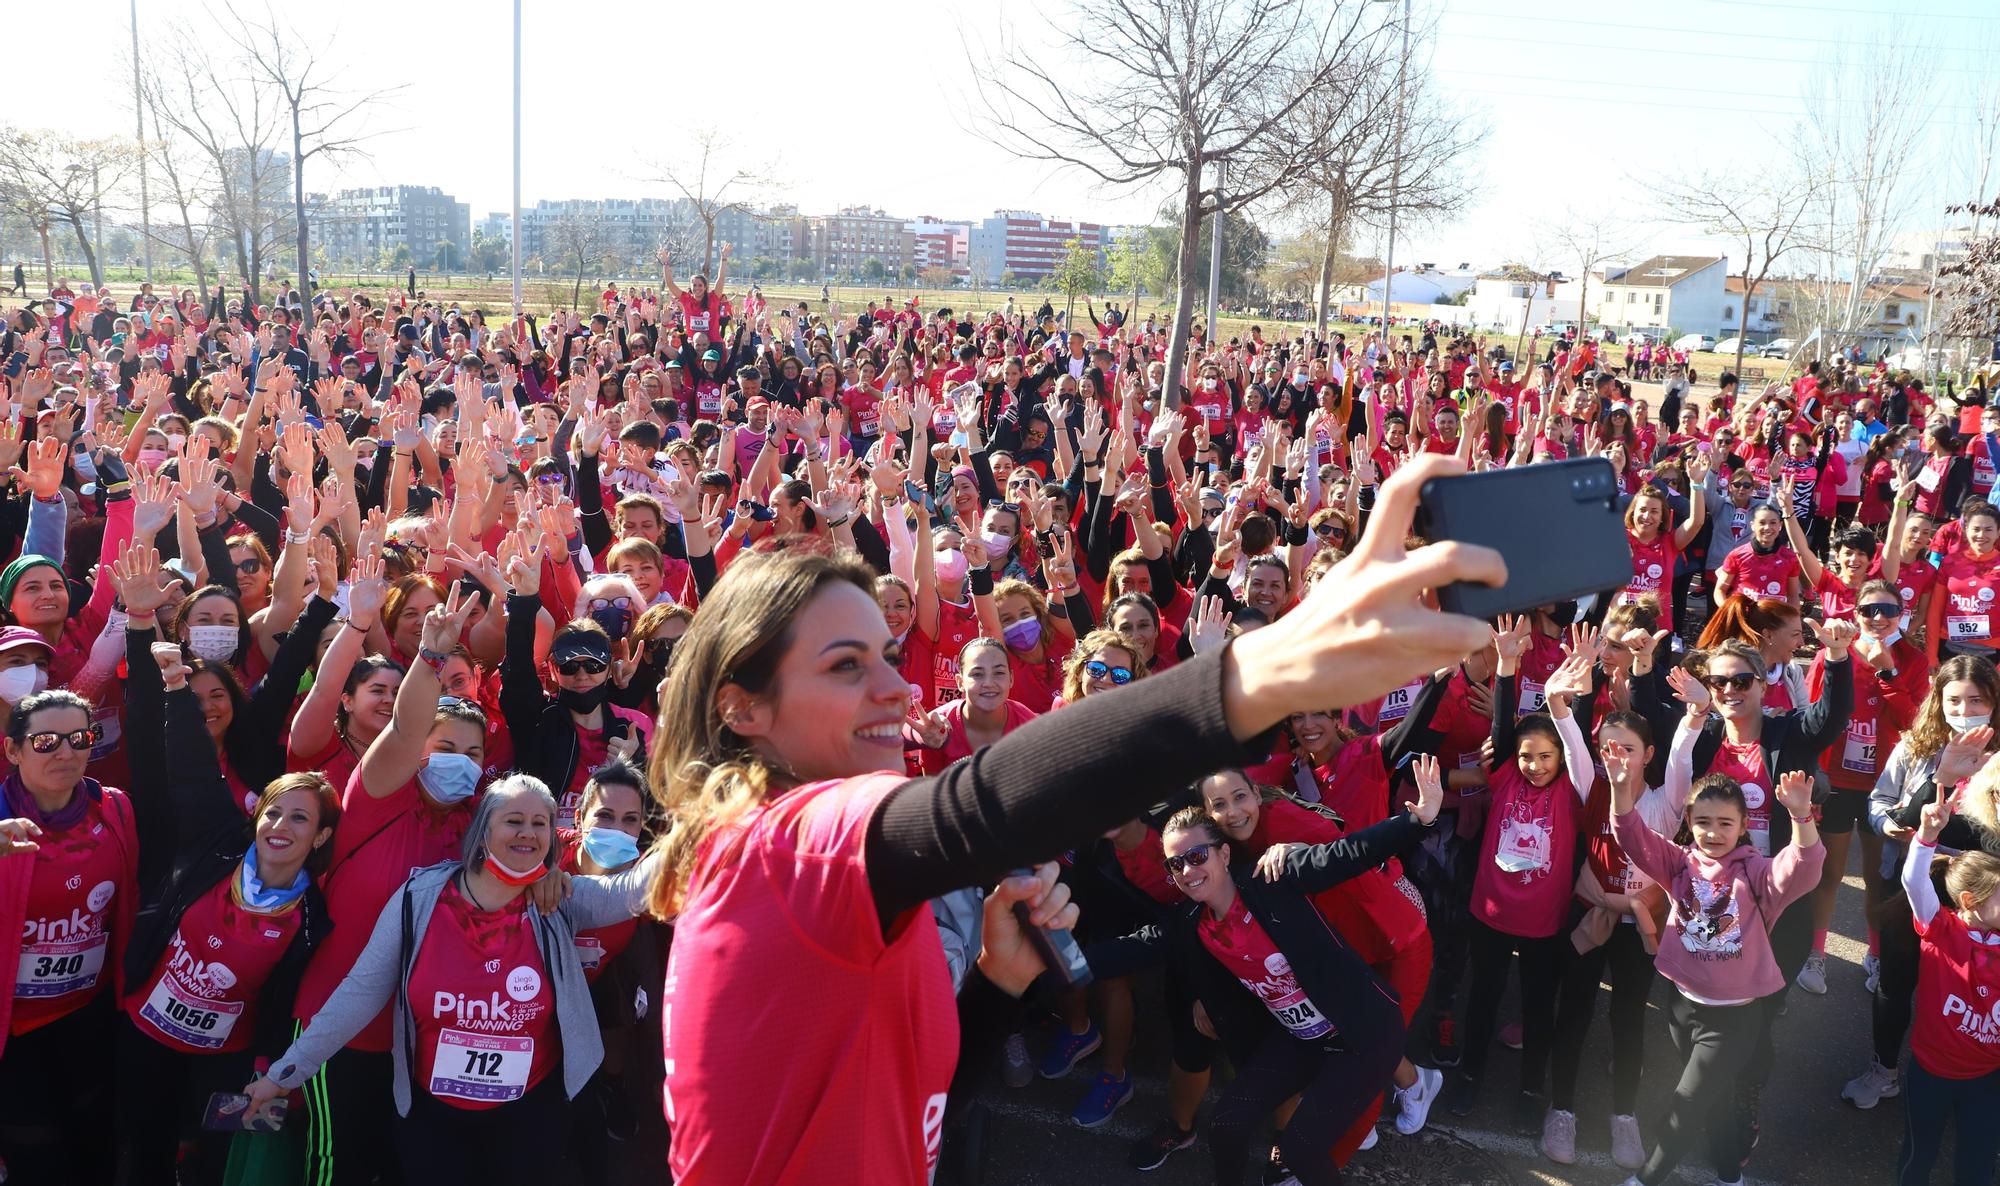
left=1856, top=602, right=1901, bottom=620
left=555, top=656, right=609, bottom=676
left=1703, top=672, right=1758, bottom=693
left=588, top=596, right=633, bottom=611
left=1162, top=843, right=1216, bottom=877
left=25, top=725, right=100, bottom=754
left=1083, top=659, right=1134, bottom=685
left=234, top=557, right=265, bottom=575
left=987, top=500, right=1021, bottom=515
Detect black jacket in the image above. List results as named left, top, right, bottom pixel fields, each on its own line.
left=499, top=593, right=649, bottom=798
left=124, top=684, right=331, bottom=1063
left=1082, top=811, right=1424, bottom=1061
left=1688, top=655, right=1853, bottom=855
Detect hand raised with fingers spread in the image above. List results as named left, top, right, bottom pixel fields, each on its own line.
left=12, top=435, right=66, bottom=501
left=110, top=542, right=183, bottom=618
left=1410, top=753, right=1445, bottom=825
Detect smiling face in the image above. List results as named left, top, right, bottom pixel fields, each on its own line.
left=8, top=566, right=67, bottom=631
left=957, top=640, right=1013, bottom=713
left=1287, top=708, right=1343, bottom=761
left=190, top=669, right=234, bottom=740
left=1201, top=772, right=1262, bottom=843
left=1109, top=603, right=1158, bottom=663
left=254, top=788, right=332, bottom=873
left=1162, top=823, right=1231, bottom=909
left=1244, top=562, right=1288, bottom=617
left=877, top=581, right=914, bottom=638
left=341, top=668, right=401, bottom=740
left=230, top=543, right=271, bottom=606
left=485, top=788, right=553, bottom=872
left=1081, top=644, right=1138, bottom=698
left=1705, top=654, right=1765, bottom=723
left=1629, top=491, right=1665, bottom=537
left=1968, top=512, right=2000, bottom=557
left=392, top=583, right=441, bottom=659
left=1688, top=796, right=1746, bottom=859
left=1516, top=725, right=1562, bottom=787
left=1750, top=506, right=1784, bottom=548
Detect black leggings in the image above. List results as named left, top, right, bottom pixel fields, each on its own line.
left=1409, top=825, right=1476, bottom=1023
left=0, top=996, right=115, bottom=1186
left=1898, top=1060, right=2000, bottom=1186
left=113, top=1013, right=255, bottom=1186
left=1876, top=889, right=1921, bottom=1068
left=1462, top=920, right=1565, bottom=1091
left=1639, top=993, right=1766, bottom=1186
left=1210, top=1024, right=1404, bottom=1186
left=392, top=1075, right=569, bottom=1186
left=1550, top=922, right=1656, bottom=1114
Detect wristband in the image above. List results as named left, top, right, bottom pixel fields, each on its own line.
left=417, top=646, right=450, bottom=674
left=968, top=566, right=996, bottom=598
left=1789, top=812, right=1814, bottom=822
left=285, top=527, right=310, bottom=545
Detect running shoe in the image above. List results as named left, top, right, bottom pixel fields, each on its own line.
left=1002, top=1032, right=1034, bottom=1088
left=1498, top=1021, right=1524, bottom=1050
left=1394, top=1066, right=1444, bottom=1135
left=1128, top=1120, right=1196, bottom=1171
left=1796, top=951, right=1829, bottom=995
left=1072, top=1071, right=1134, bottom=1128
left=1431, top=1015, right=1462, bottom=1068
left=1038, top=1022, right=1102, bottom=1079
left=1539, top=1108, right=1577, bottom=1165
left=1610, top=1113, right=1645, bottom=1170
left=1840, top=1058, right=1901, bottom=1109
left=1864, top=951, right=1881, bottom=995
left=1358, top=1126, right=1378, bottom=1151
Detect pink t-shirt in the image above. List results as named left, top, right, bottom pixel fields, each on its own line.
left=1470, top=764, right=1580, bottom=939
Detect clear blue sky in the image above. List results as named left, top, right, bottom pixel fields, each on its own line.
left=21, top=0, right=2000, bottom=274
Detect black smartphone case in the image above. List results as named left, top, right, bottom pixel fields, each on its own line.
left=1420, top=457, right=1633, bottom=621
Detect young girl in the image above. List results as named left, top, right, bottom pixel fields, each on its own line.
left=1898, top=778, right=2000, bottom=1185
left=1450, top=621, right=1597, bottom=1117
left=1610, top=770, right=1823, bottom=1186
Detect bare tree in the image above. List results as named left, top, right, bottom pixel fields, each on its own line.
left=0, top=128, right=134, bottom=288
left=1535, top=209, right=1638, bottom=347
left=546, top=210, right=611, bottom=311
left=137, top=92, right=220, bottom=302
left=1658, top=163, right=1817, bottom=378
left=227, top=2, right=401, bottom=311
left=968, top=0, right=1396, bottom=401
left=645, top=127, right=772, bottom=276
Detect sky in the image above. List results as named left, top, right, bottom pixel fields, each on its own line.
left=23, top=0, right=2000, bottom=275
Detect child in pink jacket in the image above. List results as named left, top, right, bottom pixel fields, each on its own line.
left=1609, top=769, right=1823, bottom=1186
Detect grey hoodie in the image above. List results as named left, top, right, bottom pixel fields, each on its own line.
left=267, top=856, right=656, bottom=1115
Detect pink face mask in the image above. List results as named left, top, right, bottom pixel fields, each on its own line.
left=934, top=548, right=969, bottom=586
left=139, top=447, right=169, bottom=467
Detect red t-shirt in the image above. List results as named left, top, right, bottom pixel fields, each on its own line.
left=841, top=384, right=883, bottom=439
left=1110, top=828, right=1180, bottom=906
left=126, top=877, right=300, bottom=1054
left=1197, top=903, right=1334, bottom=1039
left=929, top=598, right=983, bottom=705
left=12, top=796, right=131, bottom=1033
left=1247, top=799, right=1424, bottom=964
left=677, top=291, right=722, bottom=335
left=1720, top=543, right=1802, bottom=602
left=1808, top=641, right=1925, bottom=791
left=294, top=773, right=474, bottom=1050
left=1580, top=777, right=1650, bottom=898
left=663, top=775, right=957, bottom=1184
left=1622, top=529, right=1678, bottom=630
left=288, top=733, right=363, bottom=803
left=1890, top=556, right=1939, bottom=626
left=1470, top=764, right=1580, bottom=939
left=918, top=698, right=1038, bottom=774
left=1811, top=569, right=1858, bottom=622
left=896, top=627, right=938, bottom=712
left=1939, top=550, right=2000, bottom=650
left=1705, top=740, right=1773, bottom=853
left=408, top=882, right=557, bottom=1110
left=1005, top=635, right=1073, bottom=715
left=1912, top=905, right=2000, bottom=1079
left=1188, top=380, right=1233, bottom=437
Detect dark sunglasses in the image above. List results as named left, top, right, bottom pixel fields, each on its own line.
left=1703, top=672, right=1758, bottom=693
left=556, top=656, right=609, bottom=676
left=1856, top=602, right=1901, bottom=620
left=26, top=725, right=100, bottom=754
left=234, top=557, right=265, bottom=574
left=1163, top=843, right=1216, bottom=877
left=1083, top=659, right=1134, bottom=686
left=1314, top=523, right=1348, bottom=541
left=987, top=500, right=1021, bottom=515
left=643, top=636, right=679, bottom=660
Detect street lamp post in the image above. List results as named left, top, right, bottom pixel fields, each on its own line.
left=1372, top=0, right=1410, bottom=355
left=511, top=0, right=523, bottom=318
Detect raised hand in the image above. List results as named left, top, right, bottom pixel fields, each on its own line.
left=1919, top=780, right=1961, bottom=846
left=1809, top=616, right=1857, bottom=662
left=132, top=470, right=178, bottom=540
left=109, top=542, right=183, bottom=617
left=1410, top=753, right=1445, bottom=825
left=11, top=435, right=65, bottom=501
left=419, top=582, right=481, bottom=655
left=347, top=553, right=388, bottom=630
left=1666, top=664, right=1711, bottom=717
left=500, top=527, right=545, bottom=597
left=1494, top=614, right=1533, bottom=663
left=152, top=640, right=191, bottom=690
left=1187, top=593, right=1233, bottom=656
left=1773, top=769, right=1813, bottom=819
left=1937, top=726, right=1996, bottom=787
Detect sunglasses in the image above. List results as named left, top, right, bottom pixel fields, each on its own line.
left=25, top=725, right=100, bottom=754
left=1163, top=843, right=1216, bottom=877
left=1856, top=602, right=1901, bottom=620
left=643, top=636, right=679, bottom=660
left=1314, top=523, right=1348, bottom=541
left=555, top=656, right=609, bottom=676
left=1083, top=659, right=1134, bottom=686
left=234, top=557, right=265, bottom=575
left=1703, top=673, right=1758, bottom=693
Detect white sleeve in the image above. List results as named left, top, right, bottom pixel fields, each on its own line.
left=1554, top=707, right=1594, bottom=802
left=883, top=503, right=916, bottom=587
left=1903, top=839, right=1941, bottom=926
left=1659, top=717, right=1701, bottom=832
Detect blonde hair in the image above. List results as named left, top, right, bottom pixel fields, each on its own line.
left=1946, top=851, right=2000, bottom=917
left=645, top=548, right=879, bottom=919
left=1060, top=629, right=1146, bottom=703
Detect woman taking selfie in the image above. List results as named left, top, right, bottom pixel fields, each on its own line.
left=647, top=455, right=1504, bottom=1185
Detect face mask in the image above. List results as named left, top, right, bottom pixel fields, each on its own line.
left=1003, top=617, right=1042, bottom=651
left=187, top=624, right=239, bottom=663
left=139, top=447, right=168, bottom=467
left=934, top=548, right=968, bottom=586
left=1946, top=712, right=1992, bottom=734
left=581, top=827, right=641, bottom=870
left=165, top=433, right=187, bottom=452
left=588, top=606, right=632, bottom=640
left=483, top=852, right=548, bottom=887
left=416, top=751, right=481, bottom=804
left=0, top=664, right=46, bottom=705
left=981, top=530, right=1014, bottom=560
left=1293, top=372, right=1308, bottom=386
left=557, top=683, right=612, bottom=714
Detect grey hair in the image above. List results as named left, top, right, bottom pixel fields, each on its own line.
left=460, top=773, right=560, bottom=870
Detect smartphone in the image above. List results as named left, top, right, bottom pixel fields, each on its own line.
left=903, top=479, right=935, bottom=514
left=202, top=1091, right=287, bottom=1133
left=1009, top=868, right=1093, bottom=988
left=1418, top=457, right=1630, bottom=620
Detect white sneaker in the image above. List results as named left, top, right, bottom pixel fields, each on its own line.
left=1796, top=951, right=1829, bottom=995
left=1539, top=1107, right=1577, bottom=1165
left=1864, top=951, right=1881, bottom=995
left=1394, top=1066, right=1444, bottom=1136
left=1610, top=1113, right=1644, bottom=1170
left=1841, top=1058, right=1901, bottom=1109
left=1358, top=1126, right=1378, bottom=1151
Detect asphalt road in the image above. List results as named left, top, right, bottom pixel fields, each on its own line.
left=953, top=868, right=1915, bottom=1186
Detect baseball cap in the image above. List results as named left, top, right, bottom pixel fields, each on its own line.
left=549, top=630, right=613, bottom=666
left=0, top=626, right=53, bottom=661
left=701, top=348, right=723, bottom=362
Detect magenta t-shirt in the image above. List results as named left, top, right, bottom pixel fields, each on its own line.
left=1471, top=763, right=1581, bottom=939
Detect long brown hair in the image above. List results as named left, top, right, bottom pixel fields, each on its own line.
left=644, top=547, right=879, bottom=919
left=1905, top=654, right=2000, bottom=762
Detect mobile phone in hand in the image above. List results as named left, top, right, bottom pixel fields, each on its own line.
left=1418, top=458, right=1630, bottom=620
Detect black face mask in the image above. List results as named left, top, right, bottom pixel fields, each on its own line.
left=1752, top=534, right=1782, bottom=556
left=558, top=683, right=612, bottom=714
left=1546, top=600, right=1579, bottom=627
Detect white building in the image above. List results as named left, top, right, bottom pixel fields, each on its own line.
left=1468, top=271, right=1583, bottom=332
left=1594, top=255, right=1729, bottom=336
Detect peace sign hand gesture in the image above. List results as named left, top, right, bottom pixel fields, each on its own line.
left=419, top=582, right=481, bottom=656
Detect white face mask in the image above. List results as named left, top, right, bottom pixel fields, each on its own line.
left=187, top=624, right=239, bottom=664
left=1946, top=712, right=1992, bottom=735
left=0, top=663, right=46, bottom=705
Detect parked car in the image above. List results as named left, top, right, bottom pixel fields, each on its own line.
left=1713, top=336, right=1757, bottom=357
left=1619, top=331, right=1655, bottom=347
left=1672, top=333, right=1717, bottom=353
left=1759, top=338, right=1794, bottom=359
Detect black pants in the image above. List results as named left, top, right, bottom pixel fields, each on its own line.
left=1898, top=1060, right=2000, bottom=1186
left=1876, top=888, right=1922, bottom=1067
left=1210, top=1025, right=1404, bottom=1186
left=1737, top=898, right=1812, bottom=1142
left=300, top=1044, right=403, bottom=1186
left=392, top=1075, right=569, bottom=1186
left=1409, top=824, right=1476, bottom=1024
left=1461, top=920, right=1564, bottom=1092
left=113, top=1013, right=254, bottom=1186
left=1550, top=922, right=1655, bottom=1114
left=1639, top=993, right=1763, bottom=1186
left=0, top=996, right=116, bottom=1185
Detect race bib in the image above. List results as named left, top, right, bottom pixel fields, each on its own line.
left=1268, top=995, right=1332, bottom=1039
left=574, top=936, right=605, bottom=973
left=16, top=932, right=107, bottom=998
left=1949, top=615, right=1991, bottom=642
left=431, top=1029, right=533, bottom=1104
left=1518, top=680, right=1547, bottom=715
left=1494, top=817, right=1552, bottom=875
left=139, top=976, right=243, bottom=1050
left=1376, top=679, right=1421, bottom=724
left=1917, top=465, right=1942, bottom=492
left=1841, top=719, right=1878, bottom=775
left=698, top=390, right=721, bottom=416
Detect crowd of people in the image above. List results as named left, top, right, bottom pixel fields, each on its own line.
left=0, top=253, right=1996, bottom=1186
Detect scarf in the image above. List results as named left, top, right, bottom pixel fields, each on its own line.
left=1, top=768, right=92, bottom=832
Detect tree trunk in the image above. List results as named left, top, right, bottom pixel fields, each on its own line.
left=68, top=217, right=102, bottom=289
left=701, top=220, right=716, bottom=278
left=1160, top=159, right=1206, bottom=409
left=1733, top=262, right=1755, bottom=382
left=293, top=120, right=312, bottom=311
left=1315, top=189, right=1347, bottom=336
left=37, top=221, right=52, bottom=289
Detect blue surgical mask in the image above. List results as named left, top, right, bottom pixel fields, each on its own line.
left=581, top=827, right=641, bottom=870
left=416, top=751, right=481, bottom=804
